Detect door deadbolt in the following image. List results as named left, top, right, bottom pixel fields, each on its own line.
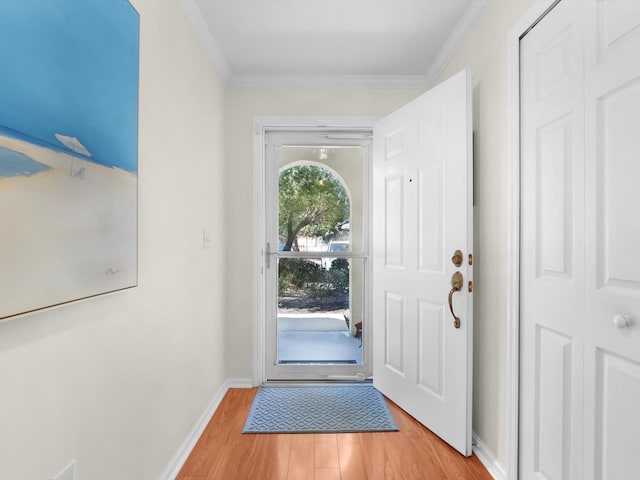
left=451, top=249, right=463, bottom=267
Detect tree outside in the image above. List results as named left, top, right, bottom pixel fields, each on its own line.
left=279, top=165, right=349, bottom=251
left=278, top=165, right=350, bottom=306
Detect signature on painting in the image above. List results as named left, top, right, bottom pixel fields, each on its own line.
left=106, top=267, right=124, bottom=276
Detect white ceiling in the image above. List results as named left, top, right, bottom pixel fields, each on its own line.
left=179, top=0, right=488, bottom=88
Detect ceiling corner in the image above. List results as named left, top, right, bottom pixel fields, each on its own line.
left=178, top=0, right=231, bottom=83
left=424, top=0, right=491, bottom=86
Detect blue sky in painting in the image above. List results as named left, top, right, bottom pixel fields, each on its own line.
left=0, top=0, right=139, bottom=172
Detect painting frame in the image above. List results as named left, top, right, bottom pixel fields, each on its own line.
left=0, top=0, right=140, bottom=320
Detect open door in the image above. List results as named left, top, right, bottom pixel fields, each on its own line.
left=372, top=69, right=473, bottom=456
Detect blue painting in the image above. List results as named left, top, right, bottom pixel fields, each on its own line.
left=0, top=0, right=139, bottom=320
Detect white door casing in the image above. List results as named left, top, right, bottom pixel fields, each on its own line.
left=519, top=1, right=640, bottom=479
left=372, top=69, right=473, bottom=456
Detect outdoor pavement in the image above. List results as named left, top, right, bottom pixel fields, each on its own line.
left=277, top=313, right=362, bottom=364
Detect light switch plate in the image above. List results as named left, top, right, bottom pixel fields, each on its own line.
left=203, top=228, right=212, bottom=249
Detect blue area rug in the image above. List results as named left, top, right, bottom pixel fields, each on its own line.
left=242, top=384, right=399, bottom=433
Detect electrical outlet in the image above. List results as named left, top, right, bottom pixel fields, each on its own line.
left=51, top=460, right=75, bottom=480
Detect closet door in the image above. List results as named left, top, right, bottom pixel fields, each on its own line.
left=519, top=1, right=585, bottom=478
left=583, top=2, right=640, bottom=479
left=521, top=1, right=640, bottom=479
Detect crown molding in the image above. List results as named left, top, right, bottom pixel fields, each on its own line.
left=178, top=0, right=231, bottom=82
left=228, top=73, right=430, bottom=89
left=424, top=0, right=491, bottom=86
left=179, top=0, right=488, bottom=90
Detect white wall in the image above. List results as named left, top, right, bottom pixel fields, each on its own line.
left=0, top=1, right=227, bottom=479
left=435, top=0, right=535, bottom=468
left=224, top=88, right=424, bottom=378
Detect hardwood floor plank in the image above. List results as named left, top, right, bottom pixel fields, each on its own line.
left=359, top=432, right=396, bottom=480
left=287, top=434, right=315, bottom=480
left=314, top=434, right=340, bottom=469
left=205, top=443, right=250, bottom=479
left=177, top=387, right=493, bottom=480
left=241, top=434, right=293, bottom=480
left=337, top=442, right=368, bottom=480
left=336, top=432, right=360, bottom=447
left=178, top=436, right=220, bottom=477
left=314, top=467, right=342, bottom=480
left=425, top=429, right=493, bottom=480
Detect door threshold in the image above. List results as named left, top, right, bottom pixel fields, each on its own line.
left=263, top=377, right=373, bottom=386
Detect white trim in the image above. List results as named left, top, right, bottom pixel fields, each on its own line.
left=252, top=116, right=378, bottom=385
left=424, top=0, right=491, bottom=86
left=473, top=432, right=506, bottom=480
left=506, top=1, right=560, bottom=479
left=230, top=74, right=430, bottom=89
left=177, top=0, right=231, bottom=82
left=158, top=378, right=252, bottom=480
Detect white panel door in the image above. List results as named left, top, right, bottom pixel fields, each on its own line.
left=520, top=1, right=640, bottom=479
left=520, top=2, right=585, bottom=478
left=583, top=1, right=640, bottom=478
left=372, top=69, right=473, bottom=456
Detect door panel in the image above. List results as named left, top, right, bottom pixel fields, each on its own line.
left=384, top=291, right=405, bottom=375
left=594, top=80, right=640, bottom=288
left=418, top=165, right=444, bottom=272
left=594, top=350, right=640, bottom=479
left=384, top=174, right=405, bottom=267
left=584, top=1, right=640, bottom=478
left=536, top=115, right=574, bottom=279
left=417, top=300, right=444, bottom=397
left=520, top=1, right=585, bottom=478
left=521, top=2, right=640, bottom=479
left=535, top=326, right=573, bottom=480
left=373, top=69, right=472, bottom=456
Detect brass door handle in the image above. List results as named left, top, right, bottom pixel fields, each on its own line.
left=448, top=272, right=463, bottom=329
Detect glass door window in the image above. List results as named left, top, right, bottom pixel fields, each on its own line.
left=265, top=134, right=370, bottom=380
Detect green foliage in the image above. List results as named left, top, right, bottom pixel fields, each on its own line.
left=278, top=258, right=349, bottom=298
left=279, top=165, right=349, bottom=250
left=279, top=258, right=325, bottom=293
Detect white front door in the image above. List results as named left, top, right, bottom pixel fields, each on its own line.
left=520, top=1, right=640, bottom=478
left=372, top=69, right=473, bottom=456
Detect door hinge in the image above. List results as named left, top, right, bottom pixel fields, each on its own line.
left=468, top=281, right=473, bottom=293
left=468, top=253, right=473, bottom=266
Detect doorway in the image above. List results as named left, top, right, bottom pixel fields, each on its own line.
left=263, top=130, right=372, bottom=381
left=253, top=70, right=472, bottom=455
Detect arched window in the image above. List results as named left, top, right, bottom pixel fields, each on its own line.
left=278, top=164, right=350, bottom=252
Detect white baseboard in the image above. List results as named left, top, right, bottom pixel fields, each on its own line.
left=472, top=432, right=506, bottom=480
left=159, top=377, right=253, bottom=480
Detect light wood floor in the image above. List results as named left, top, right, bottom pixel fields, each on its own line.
left=177, top=388, right=492, bottom=480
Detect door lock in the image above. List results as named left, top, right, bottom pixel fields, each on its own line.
left=451, top=249, right=463, bottom=267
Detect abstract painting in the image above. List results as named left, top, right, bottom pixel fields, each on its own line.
left=0, top=0, right=139, bottom=320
